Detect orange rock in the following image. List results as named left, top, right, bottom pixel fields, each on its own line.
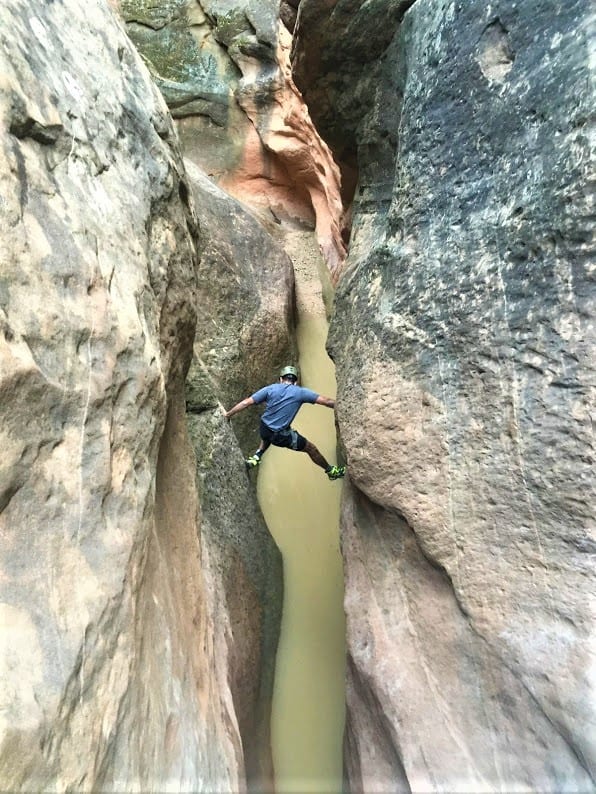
left=219, top=25, right=347, bottom=282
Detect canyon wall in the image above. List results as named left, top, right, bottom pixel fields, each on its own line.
left=121, top=0, right=347, bottom=277
left=2, top=0, right=594, bottom=791
left=293, top=0, right=595, bottom=790
left=0, top=0, right=284, bottom=790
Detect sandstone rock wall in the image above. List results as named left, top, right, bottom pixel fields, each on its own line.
left=0, top=1, right=282, bottom=790
left=121, top=0, right=347, bottom=278
left=4, top=0, right=593, bottom=790
left=184, top=160, right=297, bottom=453
left=184, top=163, right=298, bottom=787
left=293, top=0, right=596, bottom=790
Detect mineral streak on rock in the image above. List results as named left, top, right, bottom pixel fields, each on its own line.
left=294, top=0, right=595, bottom=790
left=0, top=0, right=280, bottom=791
left=122, top=0, right=348, bottom=280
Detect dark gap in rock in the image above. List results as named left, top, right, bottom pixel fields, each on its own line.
left=287, top=1, right=417, bottom=248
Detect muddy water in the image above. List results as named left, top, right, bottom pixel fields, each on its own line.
left=257, top=231, right=346, bottom=793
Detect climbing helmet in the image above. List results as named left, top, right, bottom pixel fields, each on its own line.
left=279, top=365, right=299, bottom=381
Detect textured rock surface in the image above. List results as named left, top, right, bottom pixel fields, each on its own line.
left=184, top=164, right=296, bottom=786
left=317, top=0, right=595, bottom=790
left=186, top=401, right=282, bottom=792
left=292, top=0, right=415, bottom=205
left=184, top=160, right=297, bottom=453
left=0, top=0, right=281, bottom=790
left=122, top=0, right=347, bottom=278
left=4, top=0, right=594, bottom=791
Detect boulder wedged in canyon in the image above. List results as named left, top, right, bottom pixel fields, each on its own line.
left=0, top=0, right=281, bottom=791
left=312, top=0, right=595, bottom=790
left=122, top=0, right=347, bottom=279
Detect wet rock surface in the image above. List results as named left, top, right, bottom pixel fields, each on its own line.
left=319, top=0, right=595, bottom=790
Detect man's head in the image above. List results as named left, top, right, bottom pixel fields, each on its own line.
left=279, top=365, right=299, bottom=383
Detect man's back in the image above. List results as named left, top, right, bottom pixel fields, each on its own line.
left=251, top=382, right=318, bottom=430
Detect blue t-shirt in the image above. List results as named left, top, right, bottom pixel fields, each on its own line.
left=251, top=382, right=319, bottom=431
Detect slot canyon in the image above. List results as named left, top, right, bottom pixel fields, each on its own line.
left=0, top=0, right=594, bottom=792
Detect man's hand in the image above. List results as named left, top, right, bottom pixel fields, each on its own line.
left=224, top=396, right=255, bottom=420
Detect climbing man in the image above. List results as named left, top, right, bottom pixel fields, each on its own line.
left=224, top=365, right=346, bottom=480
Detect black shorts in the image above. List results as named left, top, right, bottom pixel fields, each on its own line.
left=260, top=420, right=307, bottom=451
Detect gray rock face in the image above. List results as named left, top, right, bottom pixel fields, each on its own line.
left=292, top=0, right=415, bottom=200
left=186, top=398, right=282, bottom=792
left=0, top=0, right=281, bottom=790
left=314, top=0, right=595, bottom=790
left=184, top=164, right=293, bottom=787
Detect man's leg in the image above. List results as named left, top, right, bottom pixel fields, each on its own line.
left=303, top=440, right=330, bottom=470
left=289, top=433, right=345, bottom=479
left=246, top=439, right=271, bottom=468
left=256, top=439, right=271, bottom=457
left=302, top=441, right=346, bottom=479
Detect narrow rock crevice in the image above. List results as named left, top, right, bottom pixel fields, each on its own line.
left=2, top=0, right=594, bottom=792
left=256, top=228, right=345, bottom=791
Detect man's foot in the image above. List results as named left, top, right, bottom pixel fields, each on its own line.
left=326, top=465, right=346, bottom=480
left=245, top=454, right=261, bottom=468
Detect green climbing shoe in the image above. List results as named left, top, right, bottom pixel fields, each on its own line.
left=326, top=465, right=346, bottom=480
left=245, top=455, right=261, bottom=468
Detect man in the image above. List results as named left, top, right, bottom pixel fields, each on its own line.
left=224, top=365, right=346, bottom=480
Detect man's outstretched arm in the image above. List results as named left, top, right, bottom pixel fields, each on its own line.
left=224, top=396, right=256, bottom=419
left=315, top=395, right=335, bottom=408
